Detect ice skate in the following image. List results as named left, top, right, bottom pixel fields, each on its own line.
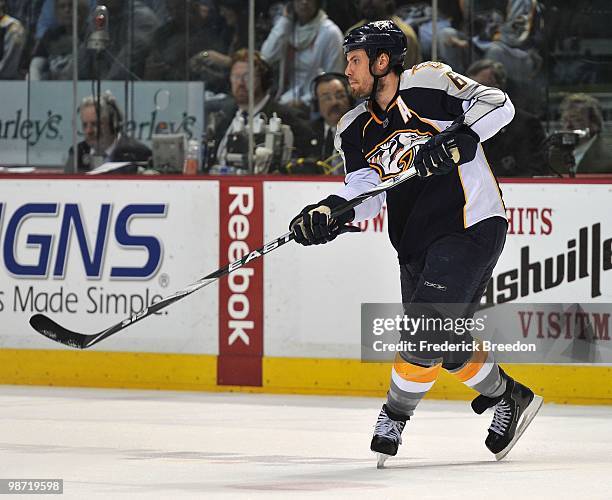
left=472, top=370, right=543, bottom=461
left=370, top=404, right=407, bottom=468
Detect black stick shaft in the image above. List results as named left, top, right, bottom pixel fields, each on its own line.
left=30, top=166, right=419, bottom=349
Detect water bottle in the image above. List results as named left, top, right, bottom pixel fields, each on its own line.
left=265, top=113, right=283, bottom=167
left=183, top=139, right=200, bottom=175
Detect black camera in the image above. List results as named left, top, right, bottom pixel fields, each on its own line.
left=544, top=129, right=590, bottom=177
left=546, top=131, right=582, bottom=149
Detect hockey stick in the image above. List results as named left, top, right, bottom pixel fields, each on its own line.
left=29, top=164, right=428, bottom=349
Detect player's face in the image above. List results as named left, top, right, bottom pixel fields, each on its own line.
left=345, top=49, right=374, bottom=99
left=316, top=79, right=351, bottom=127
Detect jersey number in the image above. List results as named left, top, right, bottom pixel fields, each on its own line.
left=446, top=71, right=467, bottom=90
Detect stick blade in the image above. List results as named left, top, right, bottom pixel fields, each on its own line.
left=29, top=314, right=90, bottom=349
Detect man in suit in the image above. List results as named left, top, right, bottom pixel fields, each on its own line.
left=466, top=59, right=548, bottom=177
left=287, top=72, right=354, bottom=175
left=310, top=73, right=353, bottom=160
left=212, top=49, right=312, bottom=170
left=66, top=91, right=151, bottom=173
left=551, top=93, right=612, bottom=175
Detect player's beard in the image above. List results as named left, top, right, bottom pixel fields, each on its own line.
left=350, top=79, right=374, bottom=99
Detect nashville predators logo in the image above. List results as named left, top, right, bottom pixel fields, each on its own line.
left=366, top=129, right=433, bottom=179
left=371, top=20, right=396, bottom=31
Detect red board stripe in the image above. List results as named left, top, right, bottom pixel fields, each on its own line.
left=217, top=179, right=263, bottom=386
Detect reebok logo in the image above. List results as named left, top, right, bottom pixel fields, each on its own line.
left=424, top=281, right=447, bottom=291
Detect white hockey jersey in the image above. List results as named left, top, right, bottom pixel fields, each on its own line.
left=335, top=61, right=514, bottom=262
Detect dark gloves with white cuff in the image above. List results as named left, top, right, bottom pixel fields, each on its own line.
left=414, top=118, right=480, bottom=177
left=289, top=194, right=360, bottom=246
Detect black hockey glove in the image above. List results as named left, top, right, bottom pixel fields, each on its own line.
left=414, top=119, right=480, bottom=177
left=289, top=194, right=360, bottom=246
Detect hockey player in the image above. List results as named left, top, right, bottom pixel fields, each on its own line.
left=289, top=20, right=542, bottom=467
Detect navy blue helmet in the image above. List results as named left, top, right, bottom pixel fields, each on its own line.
left=343, top=20, right=407, bottom=69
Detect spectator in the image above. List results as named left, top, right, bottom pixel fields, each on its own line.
left=261, top=0, right=344, bottom=109
left=415, top=0, right=465, bottom=65
left=35, top=0, right=166, bottom=40
left=287, top=72, right=353, bottom=174
left=144, top=0, right=225, bottom=86
left=347, top=0, right=421, bottom=70
left=7, top=0, right=45, bottom=34
left=35, top=0, right=94, bottom=40
left=78, top=0, right=160, bottom=81
left=66, top=91, right=151, bottom=172
left=0, top=0, right=25, bottom=79
left=29, top=0, right=89, bottom=80
left=429, top=0, right=543, bottom=82
left=396, top=1, right=432, bottom=30
left=189, top=0, right=248, bottom=80
left=310, top=73, right=353, bottom=159
left=322, top=0, right=359, bottom=34
left=143, top=0, right=169, bottom=21
left=421, top=0, right=545, bottom=112
left=470, top=1, right=543, bottom=77
left=549, top=93, right=612, bottom=175
left=211, top=49, right=313, bottom=169
left=466, top=59, right=547, bottom=177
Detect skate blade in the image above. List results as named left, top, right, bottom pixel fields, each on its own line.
left=376, top=453, right=391, bottom=469
left=495, top=395, right=543, bottom=461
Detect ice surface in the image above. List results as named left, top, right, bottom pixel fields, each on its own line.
left=1, top=386, right=610, bottom=499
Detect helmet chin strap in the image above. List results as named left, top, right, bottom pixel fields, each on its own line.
left=367, top=53, right=392, bottom=101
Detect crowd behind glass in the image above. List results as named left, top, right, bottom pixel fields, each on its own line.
left=0, top=0, right=610, bottom=176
